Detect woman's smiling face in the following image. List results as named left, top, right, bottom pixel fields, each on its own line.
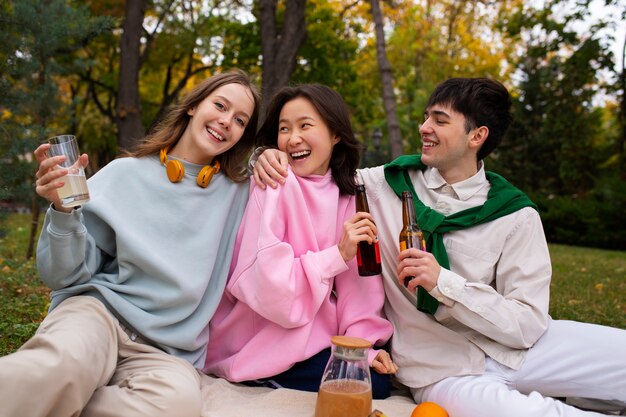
left=277, top=97, right=339, bottom=177
left=173, top=83, right=255, bottom=165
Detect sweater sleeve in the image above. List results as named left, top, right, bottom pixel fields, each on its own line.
left=228, top=180, right=349, bottom=329
left=36, top=205, right=112, bottom=290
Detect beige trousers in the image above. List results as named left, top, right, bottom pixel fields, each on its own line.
left=0, top=296, right=202, bottom=417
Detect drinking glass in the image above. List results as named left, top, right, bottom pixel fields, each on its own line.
left=47, top=134, right=90, bottom=208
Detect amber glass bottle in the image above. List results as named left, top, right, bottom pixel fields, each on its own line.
left=355, top=185, right=382, bottom=276
left=398, top=191, right=426, bottom=287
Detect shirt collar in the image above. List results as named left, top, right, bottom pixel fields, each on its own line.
left=424, top=161, right=487, bottom=201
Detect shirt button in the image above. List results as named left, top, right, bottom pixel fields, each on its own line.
left=475, top=306, right=483, bottom=313
left=443, top=286, right=451, bottom=294
left=437, top=296, right=444, bottom=302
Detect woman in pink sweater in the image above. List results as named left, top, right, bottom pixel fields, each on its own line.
left=204, top=84, right=397, bottom=398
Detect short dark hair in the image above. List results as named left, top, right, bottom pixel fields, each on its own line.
left=426, top=78, right=512, bottom=160
left=256, top=84, right=360, bottom=195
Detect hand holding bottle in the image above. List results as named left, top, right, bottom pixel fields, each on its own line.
left=396, top=249, right=440, bottom=293
left=398, top=191, right=440, bottom=291
left=338, top=212, right=378, bottom=262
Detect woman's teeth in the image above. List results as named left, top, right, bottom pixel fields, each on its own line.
left=290, top=150, right=311, bottom=160
left=207, top=127, right=225, bottom=141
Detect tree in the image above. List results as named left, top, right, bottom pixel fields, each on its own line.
left=0, top=0, right=112, bottom=258
left=369, top=0, right=403, bottom=158
left=618, top=20, right=626, bottom=179
left=117, top=0, right=146, bottom=151
left=496, top=0, right=613, bottom=195
left=257, top=0, right=307, bottom=110
left=368, top=0, right=510, bottom=156
left=80, top=0, right=258, bottom=155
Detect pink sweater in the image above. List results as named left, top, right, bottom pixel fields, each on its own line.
left=203, top=168, right=393, bottom=382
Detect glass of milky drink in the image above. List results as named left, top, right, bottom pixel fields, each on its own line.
left=315, top=336, right=373, bottom=417
left=47, top=134, right=90, bottom=208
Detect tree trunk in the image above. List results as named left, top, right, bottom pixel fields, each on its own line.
left=26, top=63, right=48, bottom=259
left=117, top=0, right=146, bottom=152
left=370, top=0, right=403, bottom=159
left=259, top=0, right=307, bottom=111
left=25, top=195, right=39, bottom=259
left=617, top=32, right=626, bottom=180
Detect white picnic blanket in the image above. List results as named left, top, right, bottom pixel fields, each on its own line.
left=199, top=373, right=417, bottom=417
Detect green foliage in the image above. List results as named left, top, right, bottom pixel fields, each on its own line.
left=531, top=176, right=626, bottom=250
left=0, top=0, right=113, bottom=206
left=1, top=0, right=625, bottom=252
left=494, top=0, right=614, bottom=196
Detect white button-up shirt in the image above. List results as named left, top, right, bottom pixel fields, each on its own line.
left=358, top=163, right=551, bottom=389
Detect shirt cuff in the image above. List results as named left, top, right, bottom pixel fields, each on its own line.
left=430, top=269, right=466, bottom=307
left=368, top=348, right=380, bottom=366
left=47, top=205, right=85, bottom=235
left=248, top=146, right=275, bottom=170
left=304, top=245, right=349, bottom=284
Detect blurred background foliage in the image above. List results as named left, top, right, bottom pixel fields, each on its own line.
left=1, top=0, right=625, bottom=252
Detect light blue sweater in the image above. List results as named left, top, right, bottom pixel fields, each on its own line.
left=36, top=155, right=249, bottom=367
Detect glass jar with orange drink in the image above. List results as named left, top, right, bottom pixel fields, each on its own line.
left=314, top=336, right=373, bottom=417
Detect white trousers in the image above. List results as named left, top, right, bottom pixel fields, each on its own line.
left=0, top=296, right=202, bottom=417
left=413, top=320, right=626, bottom=417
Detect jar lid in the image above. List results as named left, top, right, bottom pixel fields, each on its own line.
left=330, top=335, right=372, bottom=349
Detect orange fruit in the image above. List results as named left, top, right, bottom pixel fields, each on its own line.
left=410, top=401, right=449, bottom=417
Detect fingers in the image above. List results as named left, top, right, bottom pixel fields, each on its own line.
left=396, top=250, right=440, bottom=292
left=252, top=168, right=266, bottom=190
left=260, top=149, right=288, bottom=176
left=34, top=143, right=51, bottom=163
left=79, top=153, right=89, bottom=168
left=397, top=247, right=427, bottom=262
left=256, top=157, right=283, bottom=189
left=35, top=171, right=65, bottom=209
left=347, top=212, right=378, bottom=244
left=254, top=150, right=289, bottom=189
left=372, top=351, right=398, bottom=374
left=276, top=151, right=289, bottom=175
left=371, top=360, right=387, bottom=374
left=36, top=155, right=66, bottom=180
left=34, top=146, right=67, bottom=208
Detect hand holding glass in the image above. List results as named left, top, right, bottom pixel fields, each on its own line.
left=47, top=135, right=90, bottom=208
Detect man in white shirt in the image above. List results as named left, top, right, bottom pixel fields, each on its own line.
left=253, top=78, right=626, bottom=416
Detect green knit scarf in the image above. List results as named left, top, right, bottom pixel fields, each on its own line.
left=384, top=155, right=537, bottom=314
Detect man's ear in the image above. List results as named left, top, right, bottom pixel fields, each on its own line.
left=469, top=126, right=489, bottom=150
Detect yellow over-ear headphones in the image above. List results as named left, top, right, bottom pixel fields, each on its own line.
left=159, top=147, right=221, bottom=188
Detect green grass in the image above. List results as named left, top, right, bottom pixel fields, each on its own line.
left=549, top=244, right=625, bottom=328
left=0, top=213, right=624, bottom=356
left=0, top=212, right=49, bottom=355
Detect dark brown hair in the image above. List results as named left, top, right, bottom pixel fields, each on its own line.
left=426, top=77, right=512, bottom=161
left=128, top=69, right=260, bottom=182
left=256, top=84, right=360, bottom=195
